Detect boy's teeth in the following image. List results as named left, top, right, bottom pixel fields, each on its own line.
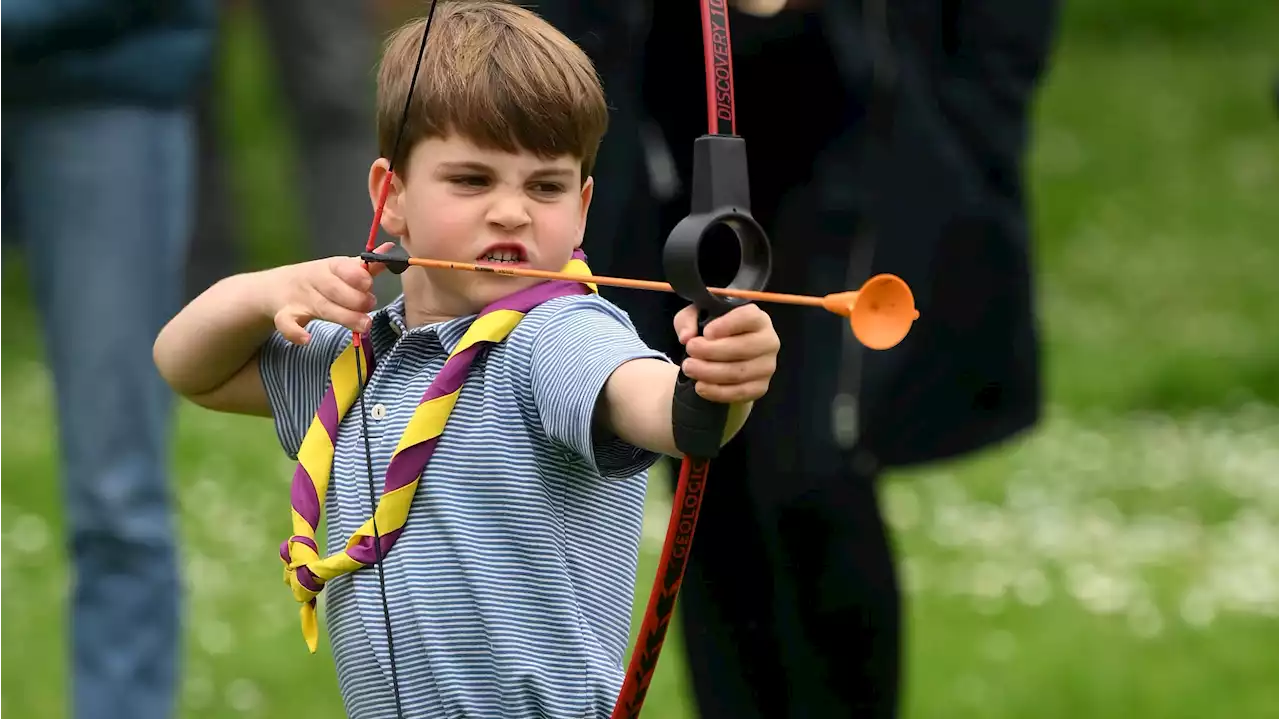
left=483, top=250, right=520, bottom=262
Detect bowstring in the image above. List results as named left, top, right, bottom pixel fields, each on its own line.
left=353, top=2, right=439, bottom=717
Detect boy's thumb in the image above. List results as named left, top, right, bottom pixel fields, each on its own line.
left=365, top=242, right=399, bottom=278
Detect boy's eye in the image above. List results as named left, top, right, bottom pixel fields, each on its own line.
left=529, top=182, right=566, bottom=195
left=450, top=175, right=490, bottom=188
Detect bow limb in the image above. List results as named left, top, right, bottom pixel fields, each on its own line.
left=610, top=1, right=773, bottom=716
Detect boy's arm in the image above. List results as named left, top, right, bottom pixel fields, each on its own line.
left=528, top=296, right=671, bottom=477
left=596, top=302, right=777, bottom=457
left=529, top=296, right=775, bottom=474
left=596, top=358, right=752, bottom=459
left=153, top=269, right=285, bottom=416
left=153, top=253, right=381, bottom=417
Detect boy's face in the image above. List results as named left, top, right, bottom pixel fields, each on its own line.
left=372, top=134, right=593, bottom=316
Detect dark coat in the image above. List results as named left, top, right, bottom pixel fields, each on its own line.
left=538, top=5, right=1059, bottom=714
left=3, top=0, right=217, bottom=108
left=550, top=0, right=1055, bottom=479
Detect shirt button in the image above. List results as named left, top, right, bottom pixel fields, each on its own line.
left=370, top=404, right=387, bottom=420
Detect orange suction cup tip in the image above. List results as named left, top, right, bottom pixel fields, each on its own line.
left=820, top=274, right=919, bottom=350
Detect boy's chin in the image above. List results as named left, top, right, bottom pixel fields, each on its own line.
left=465, top=275, right=541, bottom=309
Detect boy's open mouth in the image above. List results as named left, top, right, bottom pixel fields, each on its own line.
left=476, top=244, right=528, bottom=265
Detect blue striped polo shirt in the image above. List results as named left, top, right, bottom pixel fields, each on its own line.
left=260, top=291, right=671, bottom=718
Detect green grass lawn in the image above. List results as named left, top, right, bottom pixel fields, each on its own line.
left=3, top=18, right=1276, bottom=719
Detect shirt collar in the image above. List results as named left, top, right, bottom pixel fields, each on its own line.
left=370, top=294, right=478, bottom=356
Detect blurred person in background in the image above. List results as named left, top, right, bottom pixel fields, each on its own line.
left=540, top=0, right=1058, bottom=715
left=2, top=2, right=216, bottom=718
left=183, top=0, right=386, bottom=301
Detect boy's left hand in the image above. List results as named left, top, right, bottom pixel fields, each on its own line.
left=674, top=304, right=780, bottom=404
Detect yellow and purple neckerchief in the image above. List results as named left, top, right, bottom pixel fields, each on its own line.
left=279, top=249, right=599, bottom=652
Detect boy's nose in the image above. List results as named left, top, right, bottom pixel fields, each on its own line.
left=486, top=195, right=531, bottom=230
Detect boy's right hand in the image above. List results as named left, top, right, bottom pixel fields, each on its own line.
left=271, top=241, right=396, bottom=345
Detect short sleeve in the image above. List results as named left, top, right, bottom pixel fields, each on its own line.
left=529, top=295, right=672, bottom=479
left=258, top=320, right=352, bottom=459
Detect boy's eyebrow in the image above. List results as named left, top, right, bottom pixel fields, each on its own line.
left=526, top=167, right=577, bottom=181
left=435, top=161, right=575, bottom=180
left=436, top=161, right=495, bottom=174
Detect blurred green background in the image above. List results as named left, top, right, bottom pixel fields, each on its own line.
left=3, top=0, right=1277, bottom=717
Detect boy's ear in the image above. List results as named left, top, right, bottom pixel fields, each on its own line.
left=368, top=158, right=408, bottom=237
left=575, top=175, right=595, bottom=249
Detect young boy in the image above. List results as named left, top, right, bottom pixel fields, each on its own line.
left=154, top=2, right=780, bottom=717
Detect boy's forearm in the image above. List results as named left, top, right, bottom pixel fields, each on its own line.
left=601, top=359, right=754, bottom=458
left=153, top=269, right=282, bottom=397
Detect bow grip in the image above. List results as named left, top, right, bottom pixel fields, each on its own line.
left=670, top=313, right=730, bottom=459
left=664, top=134, right=772, bottom=459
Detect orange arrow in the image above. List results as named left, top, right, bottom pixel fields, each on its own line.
left=373, top=255, right=920, bottom=350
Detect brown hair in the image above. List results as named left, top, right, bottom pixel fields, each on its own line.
left=376, top=0, right=609, bottom=182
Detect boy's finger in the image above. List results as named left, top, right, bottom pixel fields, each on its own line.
left=330, top=257, right=374, bottom=291
left=701, top=304, right=769, bottom=340
left=366, top=242, right=398, bottom=278
left=685, top=330, right=780, bottom=362
left=317, top=270, right=377, bottom=313
left=314, top=296, right=372, bottom=334
left=274, top=310, right=312, bottom=346
left=695, top=378, right=770, bottom=404
left=681, top=354, right=776, bottom=386
left=672, top=305, right=700, bottom=344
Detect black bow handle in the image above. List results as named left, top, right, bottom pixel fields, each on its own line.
left=664, top=134, right=773, bottom=459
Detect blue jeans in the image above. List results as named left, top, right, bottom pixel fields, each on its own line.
left=4, top=106, right=192, bottom=719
